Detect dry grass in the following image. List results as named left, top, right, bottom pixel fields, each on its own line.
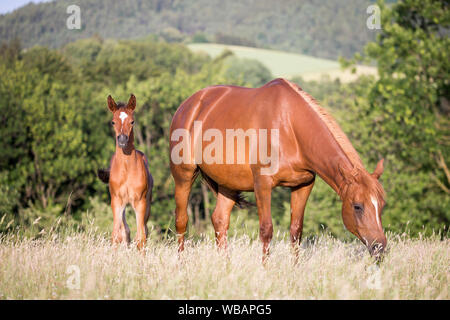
left=0, top=227, right=448, bottom=300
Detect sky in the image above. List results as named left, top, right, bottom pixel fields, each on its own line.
left=0, top=0, right=52, bottom=14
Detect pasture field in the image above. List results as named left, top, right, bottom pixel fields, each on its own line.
left=187, top=43, right=377, bottom=82
left=0, top=224, right=448, bottom=300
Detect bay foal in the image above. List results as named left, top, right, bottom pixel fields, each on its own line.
left=98, top=94, right=153, bottom=250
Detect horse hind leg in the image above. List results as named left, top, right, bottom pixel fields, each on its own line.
left=211, top=187, right=236, bottom=250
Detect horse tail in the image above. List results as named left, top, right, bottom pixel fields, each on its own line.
left=198, top=168, right=252, bottom=209
left=97, top=168, right=110, bottom=184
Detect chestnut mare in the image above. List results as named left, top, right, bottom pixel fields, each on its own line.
left=98, top=94, right=153, bottom=250
left=170, top=78, right=386, bottom=260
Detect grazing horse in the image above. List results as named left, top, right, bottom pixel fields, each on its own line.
left=169, top=78, right=386, bottom=260
left=98, top=94, right=153, bottom=250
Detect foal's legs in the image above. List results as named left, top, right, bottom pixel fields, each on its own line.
left=111, top=197, right=130, bottom=244
left=211, top=187, right=236, bottom=249
left=120, top=209, right=131, bottom=244
left=253, top=175, right=273, bottom=263
left=133, top=198, right=148, bottom=251
left=133, top=169, right=153, bottom=251
left=290, top=179, right=315, bottom=257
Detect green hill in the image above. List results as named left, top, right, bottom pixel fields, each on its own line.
left=0, top=0, right=379, bottom=60
left=188, top=43, right=377, bottom=82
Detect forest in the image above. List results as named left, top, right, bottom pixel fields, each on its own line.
left=0, top=0, right=384, bottom=60
left=0, top=0, right=448, bottom=241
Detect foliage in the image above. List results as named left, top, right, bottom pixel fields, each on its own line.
left=0, top=0, right=378, bottom=59
left=352, top=0, right=449, bottom=165
left=222, top=56, right=273, bottom=87
left=343, top=0, right=450, bottom=233
left=0, top=37, right=273, bottom=236
left=62, top=37, right=209, bottom=85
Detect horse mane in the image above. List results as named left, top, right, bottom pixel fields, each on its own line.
left=281, top=79, right=385, bottom=202
left=282, top=79, right=364, bottom=169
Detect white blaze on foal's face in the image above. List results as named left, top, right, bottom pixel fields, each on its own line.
left=119, top=112, right=128, bottom=124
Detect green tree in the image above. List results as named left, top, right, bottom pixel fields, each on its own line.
left=222, top=56, right=273, bottom=87
left=363, top=0, right=449, bottom=232
left=333, top=0, right=450, bottom=235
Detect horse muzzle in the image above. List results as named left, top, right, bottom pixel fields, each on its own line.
left=117, top=134, right=129, bottom=148
left=366, top=236, right=387, bottom=261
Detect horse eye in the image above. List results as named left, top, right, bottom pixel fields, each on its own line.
left=353, top=204, right=364, bottom=213
left=111, top=121, right=115, bottom=125
left=131, top=120, right=135, bottom=125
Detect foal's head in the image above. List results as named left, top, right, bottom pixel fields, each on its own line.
left=107, top=94, right=136, bottom=149
left=339, top=159, right=387, bottom=257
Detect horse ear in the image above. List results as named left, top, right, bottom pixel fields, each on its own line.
left=127, top=94, right=136, bottom=111
left=107, top=95, right=117, bottom=113
left=338, top=162, right=356, bottom=184
left=372, top=158, right=384, bottom=180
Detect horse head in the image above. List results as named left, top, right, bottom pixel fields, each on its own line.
left=339, top=159, right=387, bottom=258
left=107, top=94, right=136, bottom=149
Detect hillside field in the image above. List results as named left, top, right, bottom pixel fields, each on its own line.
left=188, top=43, right=377, bottom=82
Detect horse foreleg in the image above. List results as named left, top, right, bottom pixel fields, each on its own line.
left=211, top=188, right=236, bottom=250
left=254, top=175, right=273, bottom=264
left=174, top=178, right=193, bottom=252
left=120, top=208, right=131, bottom=244
left=111, top=197, right=129, bottom=245
left=133, top=198, right=148, bottom=251
left=290, top=178, right=315, bottom=259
